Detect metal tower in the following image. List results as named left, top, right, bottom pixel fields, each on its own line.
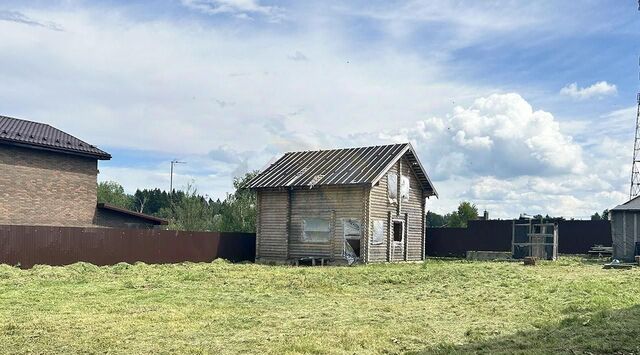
left=631, top=92, right=640, bottom=199
left=630, top=2, right=640, bottom=199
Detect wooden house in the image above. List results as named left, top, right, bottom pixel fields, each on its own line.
left=248, top=143, right=437, bottom=265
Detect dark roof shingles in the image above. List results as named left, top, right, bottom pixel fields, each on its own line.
left=0, top=115, right=111, bottom=159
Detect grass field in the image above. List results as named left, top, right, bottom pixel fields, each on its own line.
left=1, top=257, right=639, bottom=354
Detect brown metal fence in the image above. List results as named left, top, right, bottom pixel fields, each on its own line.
left=0, top=225, right=256, bottom=268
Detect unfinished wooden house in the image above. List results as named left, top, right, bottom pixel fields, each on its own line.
left=248, top=143, right=437, bottom=265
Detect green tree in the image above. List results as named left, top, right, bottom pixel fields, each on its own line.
left=591, top=212, right=601, bottom=220
left=169, top=183, right=213, bottom=231
left=132, top=188, right=172, bottom=215
left=102, top=172, right=259, bottom=232
left=447, top=201, right=479, bottom=228
left=219, top=171, right=259, bottom=232
left=97, top=181, right=132, bottom=209
left=426, top=211, right=446, bottom=227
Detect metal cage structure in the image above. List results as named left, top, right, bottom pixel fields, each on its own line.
left=512, top=220, right=558, bottom=260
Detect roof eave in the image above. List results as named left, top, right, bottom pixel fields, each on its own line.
left=252, top=182, right=372, bottom=190
left=97, top=203, right=168, bottom=224
left=369, top=143, right=439, bottom=197
left=0, top=140, right=111, bottom=160
left=407, top=145, right=438, bottom=197
left=425, top=188, right=439, bottom=199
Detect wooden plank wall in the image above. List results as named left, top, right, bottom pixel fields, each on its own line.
left=368, top=162, right=396, bottom=262
left=367, top=156, right=425, bottom=262
left=400, top=156, right=425, bottom=261
left=288, top=186, right=365, bottom=259
left=256, top=189, right=289, bottom=260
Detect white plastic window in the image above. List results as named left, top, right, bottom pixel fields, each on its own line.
left=372, top=220, right=384, bottom=245
left=387, top=173, right=398, bottom=203
left=302, top=218, right=331, bottom=242
left=400, top=175, right=410, bottom=202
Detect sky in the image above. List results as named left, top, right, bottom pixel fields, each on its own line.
left=0, top=0, right=638, bottom=219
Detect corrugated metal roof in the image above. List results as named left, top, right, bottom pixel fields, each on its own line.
left=248, top=143, right=437, bottom=196
left=611, top=195, right=640, bottom=211
left=0, top=115, right=111, bottom=160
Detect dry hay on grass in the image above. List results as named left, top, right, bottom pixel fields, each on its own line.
left=0, top=257, right=639, bottom=354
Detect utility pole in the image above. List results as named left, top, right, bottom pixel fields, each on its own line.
left=170, top=159, right=186, bottom=195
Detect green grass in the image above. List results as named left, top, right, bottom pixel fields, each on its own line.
left=1, top=257, right=639, bottom=354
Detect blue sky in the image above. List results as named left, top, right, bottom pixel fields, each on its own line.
left=0, top=0, right=638, bottom=218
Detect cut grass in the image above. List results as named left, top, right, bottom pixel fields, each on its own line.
left=0, top=257, right=639, bottom=354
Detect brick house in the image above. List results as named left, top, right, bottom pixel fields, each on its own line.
left=0, top=115, right=166, bottom=228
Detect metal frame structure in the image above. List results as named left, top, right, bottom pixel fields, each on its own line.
left=512, top=220, right=558, bottom=261
left=630, top=3, right=640, bottom=198
left=630, top=92, right=640, bottom=199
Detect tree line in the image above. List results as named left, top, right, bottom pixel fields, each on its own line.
left=426, top=203, right=610, bottom=228
left=97, top=172, right=258, bottom=232
left=99, top=174, right=611, bottom=232
left=426, top=201, right=479, bottom=228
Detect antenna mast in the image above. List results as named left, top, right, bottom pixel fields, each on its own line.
left=630, top=2, right=640, bottom=199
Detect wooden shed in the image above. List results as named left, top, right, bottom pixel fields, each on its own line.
left=610, top=196, right=640, bottom=261
left=248, top=143, right=437, bottom=265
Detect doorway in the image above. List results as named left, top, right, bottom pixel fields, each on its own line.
left=393, top=220, right=404, bottom=243
left=343, top=219, right=361, bottom=264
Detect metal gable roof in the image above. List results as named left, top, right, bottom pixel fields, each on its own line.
left=0, top=115, right=111, bottom=160
left=248, top=143, right=437, bottom=196
left=612, top=195, right=640, bottom=211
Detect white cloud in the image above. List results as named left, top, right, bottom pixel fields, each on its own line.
left=287, top=51, right=308, bottom=62
left=180, top=0, right=284, bottom=22
left=343, top=1, right=546, bottom=45
left=0, top=10, right=63, bottom=31
left=333, top=1, right=615, bottom=52
left=560, top=81, right=617, bottom=100
left=0, top=7, right=490, bottom=157
left=390, top=93, right=585, bottom=179
left=431, top=174, right=626, bottom=220
left=0, top=3, right=632, bottom=219
left=99, top=151, right=256, bottom=199
left=378, top=93, right=633, bottom=219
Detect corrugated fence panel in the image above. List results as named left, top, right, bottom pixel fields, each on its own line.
left=0, top=225, right=256, bottom=268
left=426, top=220, right=612, bottom=257
left=425, top=227, right=469, bottom=257
left=557, top=220, right=611, bottom=254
